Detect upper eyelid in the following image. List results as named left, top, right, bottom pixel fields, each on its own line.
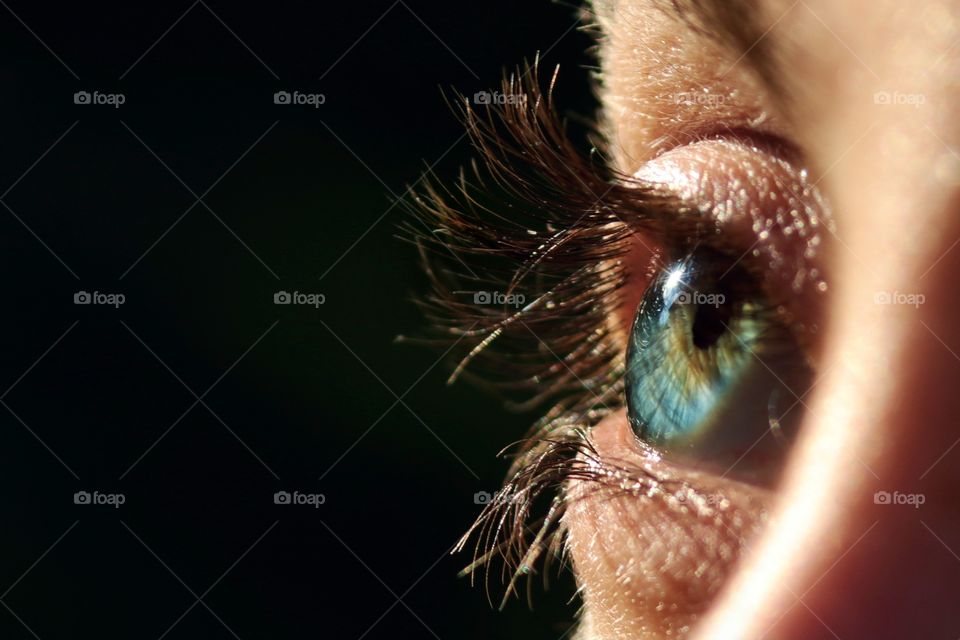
left=624, top=136, right=832, bottom=347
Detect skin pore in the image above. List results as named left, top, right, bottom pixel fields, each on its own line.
left=562, top=1, right=960, bottom=638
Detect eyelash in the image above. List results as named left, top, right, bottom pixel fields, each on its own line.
left=404, top=62, right=759, bottom=605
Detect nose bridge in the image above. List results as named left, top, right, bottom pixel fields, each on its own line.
left=781, top=199, right=960, bottom=639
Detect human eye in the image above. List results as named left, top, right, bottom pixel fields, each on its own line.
left=404, top=0, right=960, bottom=635
left=407, top=1, right=835, bottom=634
left=624, top=243, right=815, bottom=484
left=408, top=62, right=832, bottom=633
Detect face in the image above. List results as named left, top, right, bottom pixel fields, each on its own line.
left=415, top=0, right=960, bottom=638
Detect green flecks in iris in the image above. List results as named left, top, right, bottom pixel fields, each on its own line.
left=625, top=254, right=763, bottom=445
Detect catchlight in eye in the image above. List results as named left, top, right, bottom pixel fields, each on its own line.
left=624, top=248, right=813, bottom=483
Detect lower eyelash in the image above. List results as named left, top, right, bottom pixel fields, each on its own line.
left=403, top=61, right=696, bottom=604
left=453, top=426, right=758, bottom=609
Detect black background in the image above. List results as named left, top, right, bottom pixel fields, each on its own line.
left=0, top=1, right=595, bottom=638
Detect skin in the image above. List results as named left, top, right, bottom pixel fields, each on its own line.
left=562, top=1, right=960, bottom=638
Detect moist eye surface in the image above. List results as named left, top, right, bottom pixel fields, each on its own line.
left=624, top=247, right=814, bottom=482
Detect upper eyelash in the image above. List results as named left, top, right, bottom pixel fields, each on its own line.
left=403, top=60, right=716, bottom=606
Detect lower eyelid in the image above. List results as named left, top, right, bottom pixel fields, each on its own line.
left=581, top=407, right=774, bottom=502
left=563, top=409, right=772, bottom=637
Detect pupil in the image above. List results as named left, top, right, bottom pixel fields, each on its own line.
left=691, top=295, right=731, bottom=349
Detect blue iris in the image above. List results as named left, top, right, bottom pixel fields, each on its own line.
left=624, top=253, right=760, bottom=445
